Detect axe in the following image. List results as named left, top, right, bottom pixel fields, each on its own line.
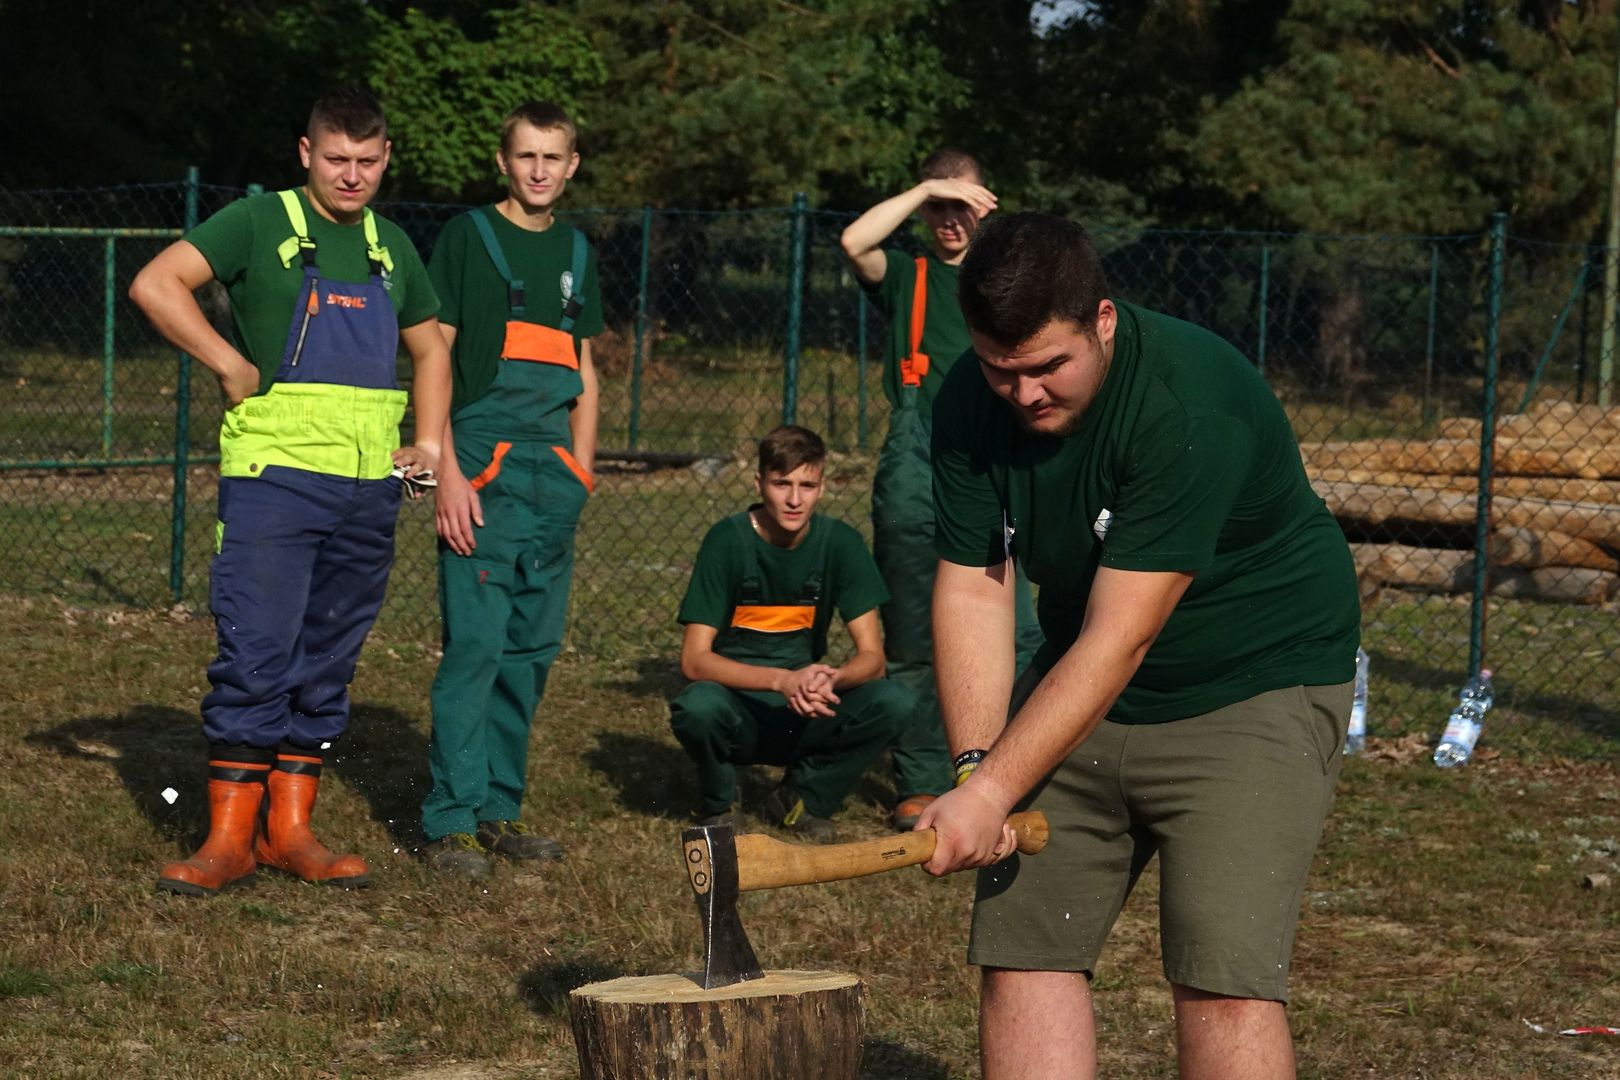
left=681, top=811, right=1050, bottom=990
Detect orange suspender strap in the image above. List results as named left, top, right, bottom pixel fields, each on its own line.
left=901, top=256, right=930, bottom=388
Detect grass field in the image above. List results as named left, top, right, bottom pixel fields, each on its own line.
left=1, top=592, right=1617, bottom=1078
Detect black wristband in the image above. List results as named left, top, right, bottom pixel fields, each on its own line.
left=952, top=748, right=988, bottom=771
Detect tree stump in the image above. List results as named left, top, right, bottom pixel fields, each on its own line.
left=568, top=969, right=865, bottom=1080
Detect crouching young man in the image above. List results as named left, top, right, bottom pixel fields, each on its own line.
left=669, top=426, right=914, bottom=843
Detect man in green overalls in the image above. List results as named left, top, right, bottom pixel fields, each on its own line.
left=669, top=426, right=915, bottom=843
left=419, top=102, right=603, bottom=881
left=130, top=87, right=450, bottom=897
left=839, top=148, right=1041, bottom=831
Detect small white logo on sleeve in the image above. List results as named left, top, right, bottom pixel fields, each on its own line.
left=1003, top=511, right=1016, bottom=561
left=1093, top=508, right=1113, bottom=542
left=560, top=270, right=575, bottom=301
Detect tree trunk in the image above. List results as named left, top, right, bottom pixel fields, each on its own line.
left=569, top=970, right=865, bottom=1080
left=1316, top=281, right=1365, bottom=385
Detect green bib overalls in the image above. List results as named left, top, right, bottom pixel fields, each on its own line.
left=421, top=210, right=593, bottom=841
left=669, top=514, right=914, bottom=819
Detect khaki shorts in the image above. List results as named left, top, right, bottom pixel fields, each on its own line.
left=967, top=679, right=1351, bottom=1002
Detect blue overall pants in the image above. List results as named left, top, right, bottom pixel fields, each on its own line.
left=202, top=240, right=406, bottom=750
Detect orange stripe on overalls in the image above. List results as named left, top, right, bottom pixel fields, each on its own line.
left=468, top=442, right=512, bottom=491
left=901, top=256, right=930, bottom=388
left=730, top=605, right=817, bottom=633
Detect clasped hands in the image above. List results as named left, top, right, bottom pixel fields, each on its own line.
left=779, top=663, right=841, bottom=718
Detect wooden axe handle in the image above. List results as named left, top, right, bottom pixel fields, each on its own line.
left=734, top=810, right=1049, bottom=892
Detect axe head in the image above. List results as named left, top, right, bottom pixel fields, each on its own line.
left=681, top=824, right=764, bottom=990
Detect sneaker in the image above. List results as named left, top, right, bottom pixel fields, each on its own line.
left=699, top=807, right=748, bottom=830
left=761, top=784, right=840, bottom=844
left=476, top=820, right=564, bottom=862
left=892, top=794, right=937, bottom=831
left=424, top=833, right=490, bottom=882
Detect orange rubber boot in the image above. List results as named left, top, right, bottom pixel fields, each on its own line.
left=254, top=750, right=370, bottom=887
left=156, top=757, right=270, bottom=897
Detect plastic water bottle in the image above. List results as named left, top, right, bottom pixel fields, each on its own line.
left=1345, top=648, right=1368, bottom=756
left=1433, top=669, right=1494, bottom=768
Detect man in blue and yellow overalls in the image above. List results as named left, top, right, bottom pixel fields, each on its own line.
left=131, top=87, right=450, bottom=897
left=418, top=102, right=602, bottom=881
left=839, top=148, right=1043, bottom=831
left=669, top=426, right=915, bottom=844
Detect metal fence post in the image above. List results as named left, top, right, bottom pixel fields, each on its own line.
left=102, top=236, right=116, bottom=458
left=856, top=289, right=869, bottom=449
left=1423, top=244, right=1440, bottom=428
left=630, top=205, right=652, bottom=450
left=170, top=167, right=199, bottom=604
left=1469, top=212, right=1507, bottom=678
left=1255, top=243, right=1269, bottom=376
left=783, top=192, right=807, bottom=425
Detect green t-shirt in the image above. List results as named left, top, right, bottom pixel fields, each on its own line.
left=859, top=249, right=973, bottom=414
left=677, top=511, right=889, bottom=669
left=932, top=300, right=1359, bottom=723
left=186, top=189, right=438, bottom=394
left=428, top=208, right=604, bottom=413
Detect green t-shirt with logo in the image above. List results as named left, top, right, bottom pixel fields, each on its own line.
left=859, top=249, right=972, bottom=414
left=185, top=189, right=438, bottom=394
left=428, top=208, right=603, bottom=414
left=932, top=300, right=1359, bottom=723
left=677, top=511, right=889, bottom=669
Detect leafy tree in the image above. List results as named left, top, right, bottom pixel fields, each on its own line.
left=1190, top=0, right=1616, bottom=240
left=366, top=3, right=607, bottom=201
left=565, top=0, right=965, bottom=208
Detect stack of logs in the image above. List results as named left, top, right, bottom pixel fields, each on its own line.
left=1303, top=401, right=1620, bottom=605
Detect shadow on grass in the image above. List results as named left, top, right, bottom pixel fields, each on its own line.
left=518, top=958, right=627, bottom=1018
left=610, top=655, right=683, bottom=699
left=27, top=701, right=433, bottom=848
left=582, top=731, right=700, bottom=821
left=1370, top=648, right=1620, bottom=745
left=329, top=703, right=432, bottom=847
left=860, top=1038, right=950, bottom=1080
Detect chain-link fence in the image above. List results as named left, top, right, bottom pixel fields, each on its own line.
left=3, top=180, right=1616, bottom=750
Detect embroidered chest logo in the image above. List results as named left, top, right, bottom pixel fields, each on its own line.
left=1093, top=508, right=1113, bottom=542
left=324, top=292, right=367, bottom=309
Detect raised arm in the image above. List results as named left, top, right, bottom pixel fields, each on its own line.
left=838, top=179, right=998, bottom=285
left=128, top=241, right=259, bottom=405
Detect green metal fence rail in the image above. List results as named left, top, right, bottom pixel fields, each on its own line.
left=2, top=178, right=1616, bottom=757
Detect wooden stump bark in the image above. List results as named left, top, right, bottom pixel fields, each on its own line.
left=569, top=970, right=865, bottom=1080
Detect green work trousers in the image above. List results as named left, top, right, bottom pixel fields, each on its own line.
left=421, top=433, right=589, bottom=841
left=669, top=679, right=916, bottom=819
left=873, top=406, right=1042, bottom=798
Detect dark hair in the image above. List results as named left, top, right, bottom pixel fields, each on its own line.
left=308, top=86, right=387, bottom=142
left=501, top=101, right=579, bottom=155
left=758, top=425, right=826, bottom=476
left=918, top=147, right=982, bottom=185
left=958, top=212, right=1112, bottom=346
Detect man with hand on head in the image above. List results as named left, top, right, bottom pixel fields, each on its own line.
left=669, top=426, right=915, bottom=844
left=839, top=148, right=1042, bottom=833
left=918, top=213, right=1359, bottom=1079
left=418, top=101, right=603, bottom=881
left=131, top=86, right=450, bottom=897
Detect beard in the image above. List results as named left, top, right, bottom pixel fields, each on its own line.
left=1010, top=403, right=1084, bottom=438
